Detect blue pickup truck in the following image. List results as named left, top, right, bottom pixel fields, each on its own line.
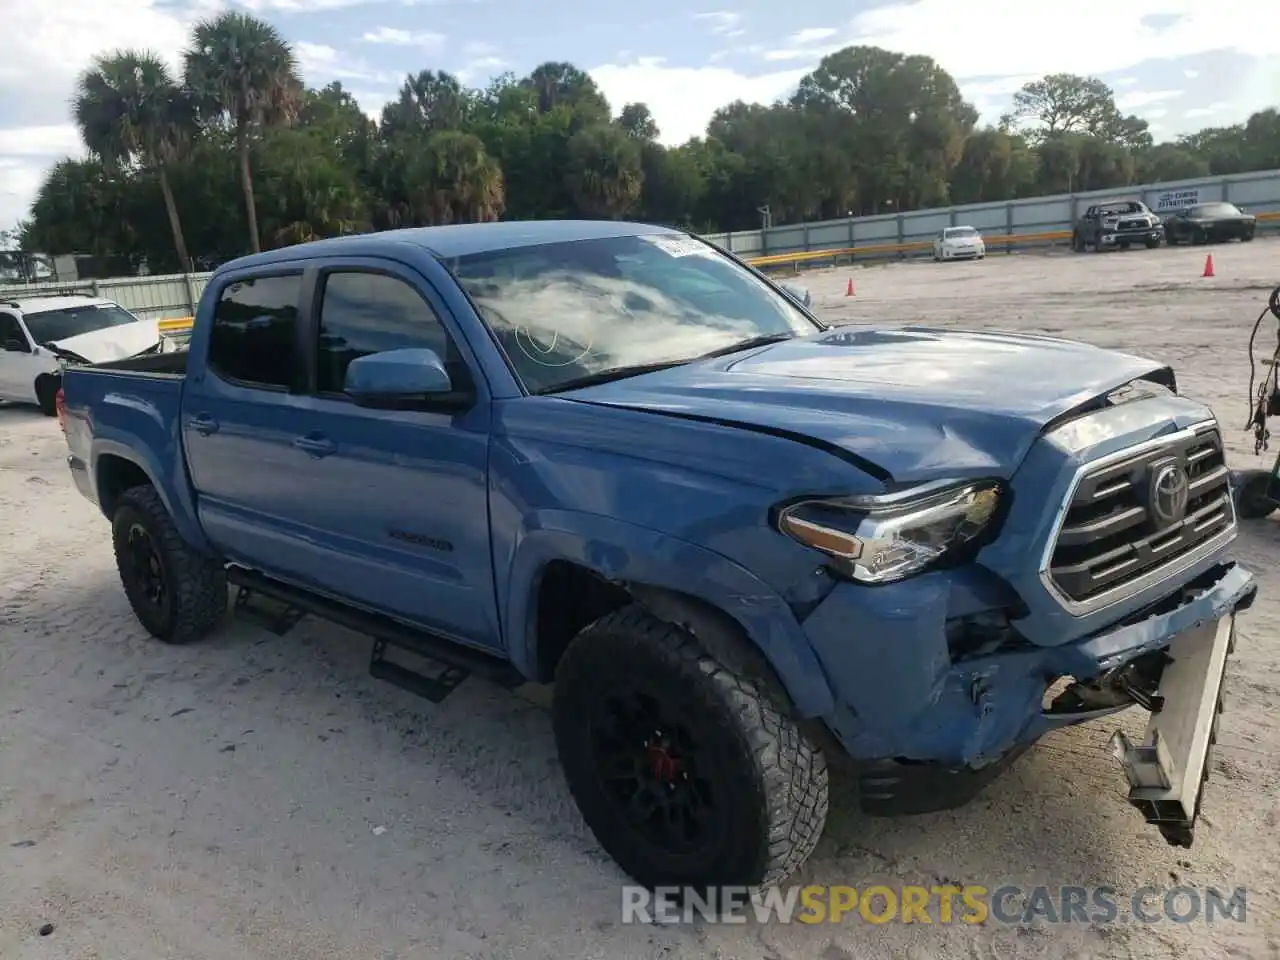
left=62, top=220, right=1256, bottom=891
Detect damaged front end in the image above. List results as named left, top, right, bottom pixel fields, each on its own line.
left=809, top=561, right=1254, bottom=841
left=789, top=404, right=1256, bottom=849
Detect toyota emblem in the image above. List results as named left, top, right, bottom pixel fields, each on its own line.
left=1149, top=462, right=1190, bottom=527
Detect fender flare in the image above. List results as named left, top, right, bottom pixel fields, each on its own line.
left=503, top=511, right=836, bottom=718
left=91, top=437, right=212, bottom=554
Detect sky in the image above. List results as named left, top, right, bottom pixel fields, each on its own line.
left=1, top=0, right=1277, bottom=230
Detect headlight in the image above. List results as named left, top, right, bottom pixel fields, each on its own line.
left=774, top=481, right=1003, bottom=584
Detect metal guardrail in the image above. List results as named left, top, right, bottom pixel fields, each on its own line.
left=744, top=212, right=1280, bottom=272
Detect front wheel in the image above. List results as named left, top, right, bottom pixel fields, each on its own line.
left=1234, top=471, right=1277, bottom=520
left=1145, top=238, right=1161, bottom=249
left=34, top=375, right=58, bottom=417
left=553, top=605, right=829, bottom=890
left=111, top=485, right=227, bottom=643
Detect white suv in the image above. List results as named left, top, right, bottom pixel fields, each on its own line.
left=0, top=294, right=165, bottom=415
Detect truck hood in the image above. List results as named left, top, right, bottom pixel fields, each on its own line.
left=563, top=326, right=1173, bottom=484
left=47, top=319, right=162, bottom=364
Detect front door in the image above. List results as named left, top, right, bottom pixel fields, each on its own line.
left=282, top=261, right=499, bottom=650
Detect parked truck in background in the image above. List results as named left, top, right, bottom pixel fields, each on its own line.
left=60, top=220, right=1256, bottom=890
left=1072, top=200, right=1165, bottom=252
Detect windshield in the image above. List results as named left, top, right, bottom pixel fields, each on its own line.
left=23, top=303, right=141, bottom=343
left=448, top=233, right=821, bottom=395
left=1099, top=202, right=1143, bottom=216
left=944, top=227, right=978, bottom=238
left=1190, top=203, right=1241, bottom=217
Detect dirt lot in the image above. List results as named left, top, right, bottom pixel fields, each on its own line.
left=2, top=239, right=1279, bottom=960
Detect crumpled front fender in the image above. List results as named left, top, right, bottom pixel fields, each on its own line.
left=807, top=562, right=1256, bottom=767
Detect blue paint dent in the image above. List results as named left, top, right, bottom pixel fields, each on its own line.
left=564, top=326, right=1175, bottom=484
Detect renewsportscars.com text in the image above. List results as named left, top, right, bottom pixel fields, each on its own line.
left=621, top=884, right=1248, bottom=926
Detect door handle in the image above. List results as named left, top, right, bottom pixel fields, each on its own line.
left=188, top=414, right=219, bottom=436
left=292, top=434, right=336, bottom=458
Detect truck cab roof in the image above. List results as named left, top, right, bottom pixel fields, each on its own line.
left=216, top=220, right=679, bottom=273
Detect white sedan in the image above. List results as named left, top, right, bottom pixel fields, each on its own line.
left=933, top=226, right=986, bottom=261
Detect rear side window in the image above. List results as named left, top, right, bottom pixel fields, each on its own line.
left=0, top=312, right=27, bottom=348
left=208, top=274, right=301, bottom=389
left=314, top=271, right=462, bottom=395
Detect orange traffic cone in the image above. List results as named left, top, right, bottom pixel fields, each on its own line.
left=1202, top=254, right=1215, bottom=278
left=845, top=278, right=855, bottom=297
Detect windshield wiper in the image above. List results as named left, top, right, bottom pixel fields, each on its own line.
left=697, top=332, right=794, bottom=359
left=535, top=359, right=690, bottom=395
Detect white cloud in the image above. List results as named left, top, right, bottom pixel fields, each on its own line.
left=456, top=56, right=508, bottom=84
left=1183, top=101, right=1234, bottom=119
left=790, top=27, right=837, bottom=44
left=840, top=0, right=1279, bottom=78
left=1184, top=68, right=1199, bottom=78
left=597, top=0, right=1278, bottom=153
left=693, top=11, right=744, bottom=38
left=360, top=26, right=445, bottom=48
left=0, top=0, right=199, bottom=227
left=589, top=61, right=806, bottom=145
left=1116, top=88, right=1183, bottom=110
left=0, top=125, right=84, bottom=157
left=295, top=41, right=398, bottom=85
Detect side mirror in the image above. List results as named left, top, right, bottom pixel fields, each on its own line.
left=343, top=348, right=469, bottom=410
left=777, top=281, right=812, bottom=309
left=3, top=337, right=28, bottom=353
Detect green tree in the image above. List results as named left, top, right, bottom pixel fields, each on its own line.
left=793, top=46, right=975, bottom=214
left=73, top=50, right=196, bottom=270
left=183, top=11, right=303, bottom=253
left=566, top=124, right=643, bottom=218
left=619, top=103, right=659, bottom=140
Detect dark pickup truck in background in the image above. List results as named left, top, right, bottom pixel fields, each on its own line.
left=1073, top=200, right=1165, bottom=252
left=60, top=220, right=1256, bottom=891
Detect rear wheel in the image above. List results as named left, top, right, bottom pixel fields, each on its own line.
left=553, top=605, right=828, bottom=889
left=111, top=485, right=227, bottom=643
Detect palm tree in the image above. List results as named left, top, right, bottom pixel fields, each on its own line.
left=73, top=51, right=196, bottom=270
left=183, top=11, right=302, bottom=253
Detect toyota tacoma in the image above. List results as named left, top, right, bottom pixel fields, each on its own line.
left=60, top=221, right=1255, bottom=890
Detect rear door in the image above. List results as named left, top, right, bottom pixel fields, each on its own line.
left=180, top=269, right=321, bottom=579
left=0, top=311, right=44, bottom=403
left=282, top=258, right=499, bottom=649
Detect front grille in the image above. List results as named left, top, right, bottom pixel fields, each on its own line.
left=1118, top=218, right=1146, bottom=230
left=1047, top=425, right=1234, bottom=607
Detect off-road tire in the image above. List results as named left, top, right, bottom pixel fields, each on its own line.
left=1145, top=238, right=1161, bottom=249
left=111, top=484, right=227, bottom=643
left=552, top=604, right=828, bottom=890
left=1234, top=472, right=1277, bottom=520
left=1071, top=232, right=1084, bottom=252
left=34, top=375, right=58, bottom=417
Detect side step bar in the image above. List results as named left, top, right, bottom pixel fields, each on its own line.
left=226, top=567, right=525, bottom=703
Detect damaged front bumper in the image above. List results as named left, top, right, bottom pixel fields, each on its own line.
left=805, top=561, right=1256, bottom=838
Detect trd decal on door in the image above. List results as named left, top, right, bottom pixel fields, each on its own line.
left=387, top=528, right=454, bottom=552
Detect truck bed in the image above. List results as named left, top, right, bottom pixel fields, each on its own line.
left=62, top=357, right=188, bottom=512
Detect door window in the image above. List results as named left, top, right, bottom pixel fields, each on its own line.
left=314, top=271, right=464, bottom=396
left=208, top=273, right=302, bottom=389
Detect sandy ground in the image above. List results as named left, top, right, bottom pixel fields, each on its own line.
left=2, top=239, right=1280, bottom=960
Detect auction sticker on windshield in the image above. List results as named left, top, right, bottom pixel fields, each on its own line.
left=641, top=234, right=713, bottom=258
